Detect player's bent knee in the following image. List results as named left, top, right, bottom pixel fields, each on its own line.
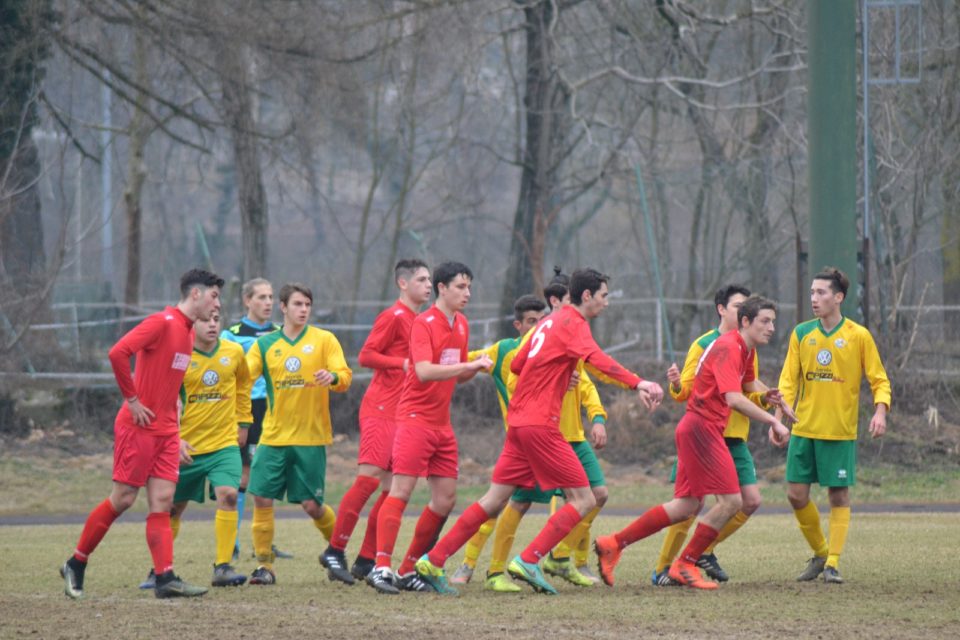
left=592, top=486, right=609, bottom=508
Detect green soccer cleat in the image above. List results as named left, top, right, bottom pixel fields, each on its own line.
left=574, top=564, right=601, bottom=585
left=414, top=555, right=458, bottom=596
left=507, top=556, right=557, bottom=595
left=154, top=571, right=209, bottom=599
left=542, top=554, right=594, bottom=587
left=450, top=562, right=474, bottom=585
left=60, top=558, right=85, bottom=600
left=484, top=572, right=522, bottom=593
left=796, top=556, right=827, bottom=582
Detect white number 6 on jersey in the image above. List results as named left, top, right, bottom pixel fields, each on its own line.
left=528, top=319, right=554, bottom=358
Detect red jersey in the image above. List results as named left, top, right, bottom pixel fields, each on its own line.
left=109, top=306, right=195, bottom=436
left=395, top=304, right=469, bottom=429
left=508, top=305, right=642, bottom=428
left=686, top=329, right=756, bottom=426
left=358, top=300, right=417, bottom=420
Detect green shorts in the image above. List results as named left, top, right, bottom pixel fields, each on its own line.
left=174, top=446, right=242, bottom=504
left=668, top=438, right=757, bottom=487
left=511, top=440, right=605, bottom=504
left=248, top=444, right=327, bottom=505
left=785, top=435, right=856, bottom=487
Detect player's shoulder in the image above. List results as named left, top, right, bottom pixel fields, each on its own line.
left=793, top=318, right=821, bottom=342
left=224, top=321, right=244, bottom=335
left=694, top=329, right=721, bottom=350
left=255, top=329, right=285, bottom=351
left=219, top=339, right=246, bottom=359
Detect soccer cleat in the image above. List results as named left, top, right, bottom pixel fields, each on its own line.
left=484, top=572, right=522, bottom=593
left=542, top=555, right=594, bottom=587
left=667, top=560, right=718, bottom=590
left=593, top=534, right=622, bottom=586
left=507, top=556, right=557, bottom=595
left=365, top=567, right=400, bottom=595
left=60, top=558, right=85, bottom=600
left=796, top=556, right=827, bottom=582
left=450, top=562, right=474, bottom=585
left=138, top=568, right=156, bottom=590
left=351, top=556, right=375, bottom=580
left=273, top=544, right=294, bottom=559
left=651, top=567, right=679, bottom=587
left=249, top=566, right=277, bottom=585
left=575, top=564, right=601, bottom=585
left=823, top=566, right=844, bottom=584
left=211, top=563, right=247, bottom=587
left=320, top=549, right=355, bottom=585
left=397, top=571, right=435, bottom=592
left=414, top=555, right=459, bottom=596
left=154, top=571, right=209, bottom=598
left=696, top=553, right=729, bottom=582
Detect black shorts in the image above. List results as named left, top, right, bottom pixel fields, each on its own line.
left=241, top=398, right=267, bottom=466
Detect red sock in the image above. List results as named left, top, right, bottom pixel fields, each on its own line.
left=679, top=522, right=720, bottom=564
left=358, top=490, right=389, bottom=559
left=146, top=512, right=174, bottom=575
left=331, top=476, right=380, bottom=552
left=74, top=498, right=120, bottom=561
left=397, top=507, right=445, bottom=575
left=520, top=503, right=582, bottom=564
left=375, top=496, right=407, bottom=569
left=426, top=502, right=490, bottom=566
left=614, top=504, right=671, bottom=549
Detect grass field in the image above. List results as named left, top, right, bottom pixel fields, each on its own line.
left=4, top=512, right=960, bottom=639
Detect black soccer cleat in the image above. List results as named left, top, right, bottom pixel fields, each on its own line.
left=365, top=566, right=400, bottom=595
left=696, top=553, right=730, bottom=582
left=60, top=557, right=86, bottom=600
left=320, top=548, right=355, bottom=585
left=351, top=555, right=375, bottom=580
left=154, top=571, right=208, bottom=598
left=249, top=566, right=277, bottom=586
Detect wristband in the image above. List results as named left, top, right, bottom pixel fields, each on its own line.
left=592, top=416, right=606, bottom=425
left=127, top=395, right=139, bottom=403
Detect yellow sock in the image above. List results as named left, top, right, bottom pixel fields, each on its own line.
left=170, top=516, right=181, bottom=541
left=655, top=515, right=695, bottom=573
left=252, top=506, right=275, bottom=568
left=215, top=510, right=238, bottom=565
left=313, top=503, right=336, bottom=542
left=794, top=501, right=828, bottom=558
left=574, top=518, right=591, bottom=567
left=704, top=510, right=750, bottom=554
left=554, top=506, right=600, bottom=561
left=464, top=518, right=497, bottom=569
left=489, top=504, right=523, bottom=575
left=826, top=506, right=851, bottom=569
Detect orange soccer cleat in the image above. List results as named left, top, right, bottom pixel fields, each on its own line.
left=668, top=560, right=719, bottom=590
left=593, top=535, right=622, bottom=586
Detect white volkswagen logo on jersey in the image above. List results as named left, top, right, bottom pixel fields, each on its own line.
left=219, top=356, right=231, bottom=365
left=285, top=356, right=302, bottom=372
left=302, top=344, right=315, bottom=354
left=202, top=370, right=220, bottom=386
left=816, top=349, right=832, bottom=366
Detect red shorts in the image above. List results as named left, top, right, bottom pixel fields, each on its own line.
left=673, top=412, right=739, bottom=498
left=112, top=423, right=180, bottom=487
left=491, top=426, right=587, bottom=491
left=391, top=423, right=458, bottom=478
left=358, top=416, right=398, bottom=470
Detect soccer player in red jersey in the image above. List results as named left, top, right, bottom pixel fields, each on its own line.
left=365, top=261, right=493, bottom=594
left=60, top=269, right=224, bottom=599
left=415, top=268, right=664, bottom=595
left=321, top=259, right=432, bottom=584
left=594, top=295, right=793, bottom=590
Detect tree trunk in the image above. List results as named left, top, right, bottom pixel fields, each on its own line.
left=123, top=21, right=149, bottom=310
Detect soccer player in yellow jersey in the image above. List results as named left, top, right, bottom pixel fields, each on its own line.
left=776, top=267, right=890, bottom=584
left=139, top=310, right=253, bottom=588
left=652, top=285, right=777, bottom=585
left=448, top=294, right=547, bottom=586
left=245, top=283, right=353, bottom=585
left=468, top=272, right=612, bottom=592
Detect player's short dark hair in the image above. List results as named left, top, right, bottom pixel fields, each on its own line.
left=813, top=267, right=849, bottom=298
left=432, top=261, right=473, bottom=297
left=738, top=295, right=777, bottom=325
left=179, top=269, right=224, bottom=298
left=543, top=266, right=570, bottom=304
left=241, top=277, right=271, bottom=300
left=513, top=294, right=547, bottom=321
left=714, top=284, right=751, bottom=314
left=395, top=259, right=429, bottom=284
left=278, top=283, right=313, bottom=305
left=570, top=268, right=609, bottom=305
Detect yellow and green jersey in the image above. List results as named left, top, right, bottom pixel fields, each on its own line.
left=505, top=330, right=607, bottom=442
left=670, top=329, right=764, bottom=441
left=246, top=325, right=352, bottom=447
left=179, top=340, right=253, bottom=455
left=779, top=317, right=891, bottom=441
